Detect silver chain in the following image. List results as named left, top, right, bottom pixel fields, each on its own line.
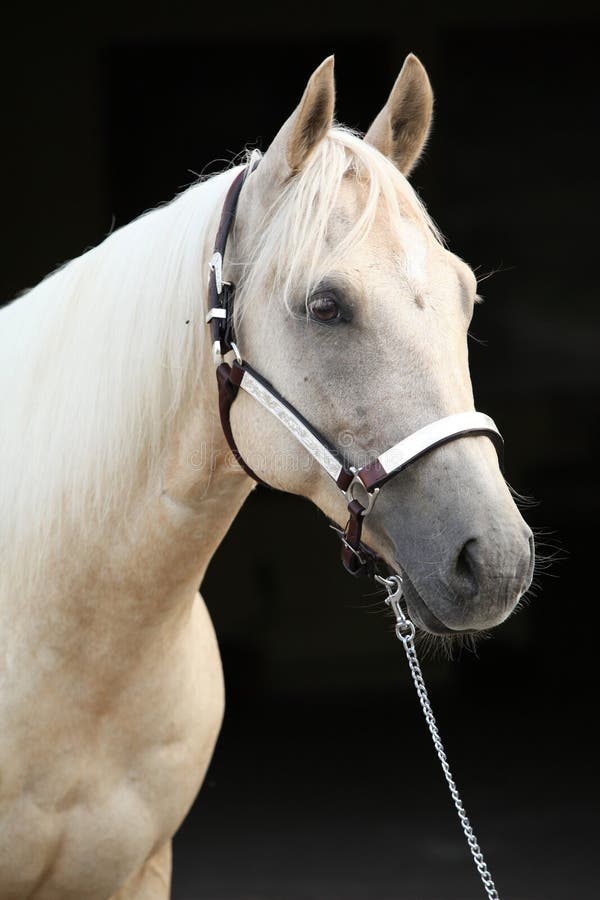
left=376, top=574, right=500, bottom=900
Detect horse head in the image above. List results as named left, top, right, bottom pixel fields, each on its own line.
left=222, top=56, right=534, bottom=634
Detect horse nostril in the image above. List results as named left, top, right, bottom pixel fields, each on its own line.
left=454, top=538, right=480, bottom=598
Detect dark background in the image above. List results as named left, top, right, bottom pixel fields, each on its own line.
left=2, top=3, right=599, bottom=898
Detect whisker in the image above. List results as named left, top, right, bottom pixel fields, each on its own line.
left=472, top=263, right=515, bottom=286
left=467, top=330, right=488, bottom=346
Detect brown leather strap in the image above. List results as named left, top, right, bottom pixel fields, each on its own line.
left=208, top=167, right=256, bottom=355
left=340, top=499, right=394, bottom=577
left=336, top=469, right=354, bottom=491
left=340, top=499, right=366, bottom=575
left=216, top=363, right=268, bottom=486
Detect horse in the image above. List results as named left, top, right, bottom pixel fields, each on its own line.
left=0, top=54, right=534, bottom=898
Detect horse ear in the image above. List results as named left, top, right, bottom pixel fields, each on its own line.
left=364, top=54, right=433, bottom=177
left=253, top=57, right=335, bottom=189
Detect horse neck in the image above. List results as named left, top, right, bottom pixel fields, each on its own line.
left=144, top=360, right=255, bottom=599
left=1, top=169, right=253, bottom=626
left=85, top=390, right=253, bottom=628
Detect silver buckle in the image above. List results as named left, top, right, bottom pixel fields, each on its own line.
left=345, top=473, right=380, bottom=516
left=206, top=307, right=227, bottom=323
left=328, top=523, right=367, bottom=564
left=209, top=252, right=223, bottom=294
left=229, top=342, right=243, bottom=364
left=211, top=341, right=242, bottom=367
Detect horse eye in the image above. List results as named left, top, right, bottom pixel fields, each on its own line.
left=308, top=294, right=341, bottom=323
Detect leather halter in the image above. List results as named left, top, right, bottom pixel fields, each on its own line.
left=208, top=166, right=503, bottom=577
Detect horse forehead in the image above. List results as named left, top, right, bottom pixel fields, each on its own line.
left=329, top=180, right=434, bottom=285
left=390, top=217, right=430, bottom=285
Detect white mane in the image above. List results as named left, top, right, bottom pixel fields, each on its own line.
left=0, top=166, right=242, bottom=583
left=0, top=128, right=439, bottom=585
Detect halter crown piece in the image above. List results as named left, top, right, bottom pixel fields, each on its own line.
left=208, top=166, right=503, bottom=577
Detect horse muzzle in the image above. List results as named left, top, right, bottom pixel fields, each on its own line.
left=390, top=525, right=535, bottom=634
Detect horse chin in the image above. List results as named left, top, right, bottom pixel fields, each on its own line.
left=398, top=573, right=452, bottom=635
left=396, top=570, right=475, bottom=637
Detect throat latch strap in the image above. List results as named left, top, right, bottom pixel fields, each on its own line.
left=216, top=362, right=268, bottom=486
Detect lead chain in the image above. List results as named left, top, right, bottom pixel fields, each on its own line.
left=377, top=575, right=500, bottom=900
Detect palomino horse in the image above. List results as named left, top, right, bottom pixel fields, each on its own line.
left=0, top=55, right=534, bottom=898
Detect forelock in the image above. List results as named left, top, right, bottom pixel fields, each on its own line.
left=235, top=127, right=442, bottom=321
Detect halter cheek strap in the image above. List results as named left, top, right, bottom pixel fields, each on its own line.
left=208, top=166, right=503, bottom=577
left=207, top=168, right=250, bottom=363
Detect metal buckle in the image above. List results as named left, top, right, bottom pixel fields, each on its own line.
left=206, top=307, right=227, bottom=323
left=211, top=343, right=242, bottom=366
left=328, top=523, right=365, bottom=561
left=345, top=473, right=380, bottom=516
left=374, top=574, right=416, bottom=641
left=209, top=252, right=233, bottom=297
left=229, top=342, right=243, bottom=364
left=341, top=536, right=366, bottom=564
left=209, top=252, right=223, bottom=294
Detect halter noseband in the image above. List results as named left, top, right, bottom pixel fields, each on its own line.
left=207, top=166, right=503, bottom=577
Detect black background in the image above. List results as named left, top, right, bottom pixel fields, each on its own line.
left=2, top=3, right=599, bottom=899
